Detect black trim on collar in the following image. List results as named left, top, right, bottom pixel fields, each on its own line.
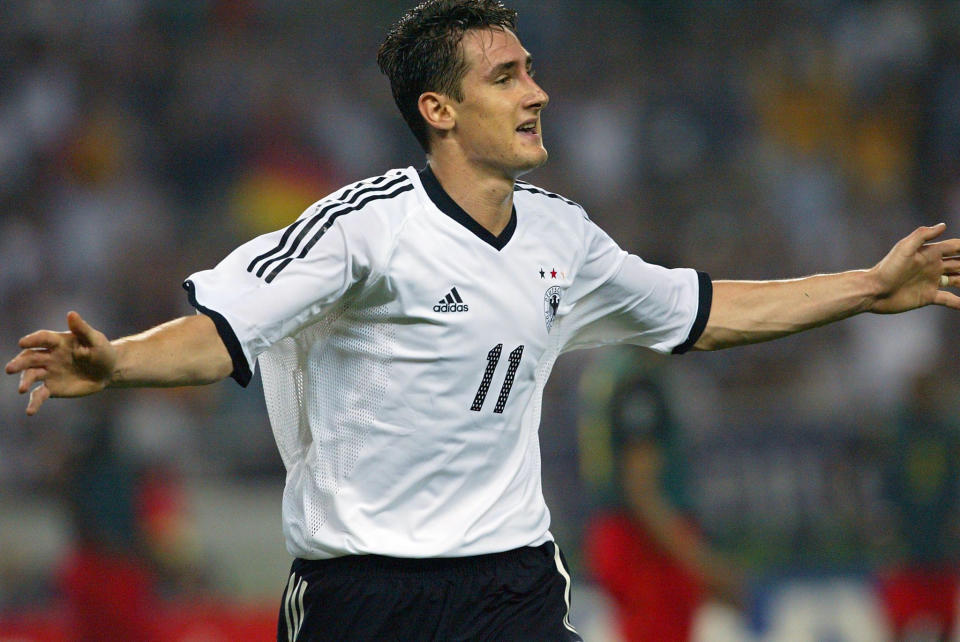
left=672, top=271, right=712, bottom=355
left=419, top=165, right=516, bottom=251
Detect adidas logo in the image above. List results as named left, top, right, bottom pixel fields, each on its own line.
left=434, top=286, right=469, bottom=313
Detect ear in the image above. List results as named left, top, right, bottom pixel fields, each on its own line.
left=418, top=91, right=456, bottom=134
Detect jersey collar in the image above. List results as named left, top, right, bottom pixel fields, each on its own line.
left=418, top=165, right=517, bottom=251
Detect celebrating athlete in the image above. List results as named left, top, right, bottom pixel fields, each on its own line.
left=7, top=1, right=960, bottom=639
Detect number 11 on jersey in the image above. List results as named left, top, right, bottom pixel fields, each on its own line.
left=470, top=343, right=525, bottom=413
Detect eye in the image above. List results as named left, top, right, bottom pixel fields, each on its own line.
left=527, top=68, right=536, bottom=78
left=495, top=75, right=510, bottom=85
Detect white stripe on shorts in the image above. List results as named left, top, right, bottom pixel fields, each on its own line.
left=294, top=577, right=307, bottom=640
left=284, top=573, right=309, bottom=642
left=284, top=573, right=296, bottom=641
left=552, top=543, right=579, bottom=634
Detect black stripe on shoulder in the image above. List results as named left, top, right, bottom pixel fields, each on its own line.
left=246, top=217, right=308, bottom=274
left=183, top=279, right=253, bottom=387
left=251, top=174, right=412, bottom=280
left=247, top=172, right=406, bottom=276
left=672, top=271, right=712, bottom=355
left=263, top=180, right=414, bottom=283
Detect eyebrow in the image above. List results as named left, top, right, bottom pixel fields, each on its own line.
left=486, top=55, right=534, bottom=79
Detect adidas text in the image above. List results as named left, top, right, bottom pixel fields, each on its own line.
left=434, top=303, right=469, bottom=313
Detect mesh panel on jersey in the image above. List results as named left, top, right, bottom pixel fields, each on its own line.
left=259, top=336, right=311, bottom=470
left=259, top=300, right=395, bottom=534
left=527, top=335, right=564, bottom=501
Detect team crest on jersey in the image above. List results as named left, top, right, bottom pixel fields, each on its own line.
left=543, top=286, right=562, bottom=332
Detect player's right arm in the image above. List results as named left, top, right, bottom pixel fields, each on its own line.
left=5, top=311, right=232, bottom=416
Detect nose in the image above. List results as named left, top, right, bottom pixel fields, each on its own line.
left=525, top=76, right=549, bottom=111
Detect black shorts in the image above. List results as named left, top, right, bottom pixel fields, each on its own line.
left=276, top=541, right=583, bottom=641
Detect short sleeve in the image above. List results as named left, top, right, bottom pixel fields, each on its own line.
left=183, top=205, right=382, bottom=386
left=560, top=221, right=711, bottom=354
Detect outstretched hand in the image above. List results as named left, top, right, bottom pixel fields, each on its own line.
left=869, top=223, right=960, bottom=314
left=5, top=311, right=116, bottom=415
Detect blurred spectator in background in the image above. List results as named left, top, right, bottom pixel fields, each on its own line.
left=877, top=366, right=960, bottom=642
left=581, top=349, right=746, bottom=641
left=57, top=408, right=203, bottom=642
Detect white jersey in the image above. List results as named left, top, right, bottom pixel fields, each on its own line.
left=184, top=166, right=710, bottom=560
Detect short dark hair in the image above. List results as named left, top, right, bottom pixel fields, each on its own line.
left=377, top=0, right=518, bottom=151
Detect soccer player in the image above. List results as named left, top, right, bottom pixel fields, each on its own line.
left=6, top=1, right=960, bottom=639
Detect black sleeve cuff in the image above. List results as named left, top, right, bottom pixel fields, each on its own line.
left=183, top=279, right=253, bottom=387
left=671, top=271, right=712, bottom=355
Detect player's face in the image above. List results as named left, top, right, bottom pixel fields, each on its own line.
left=452, top=28, right=549, bottom=179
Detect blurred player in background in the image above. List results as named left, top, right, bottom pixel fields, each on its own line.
left=57, top=415, right=163, bottom=642
left=7, top=0, right=960, bottom=639
left=57, top=410, right=203, bottom=642
left=580, top=350, right=745, bottom=641
left=878, top=367, right=960, bottom=641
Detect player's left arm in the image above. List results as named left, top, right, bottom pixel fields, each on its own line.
left=694, top=224, right=960, bottom=350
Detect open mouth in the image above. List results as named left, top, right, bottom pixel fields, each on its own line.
left=516, top=121, right=539, bottom=136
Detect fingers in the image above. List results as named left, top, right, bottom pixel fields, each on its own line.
left=19, top=367, right=47, bottom=394
left=18, top=330, right=62, bottom=351
left=9, top=312, right=103, bottom=416
left=928, top=238, right=960, bottom=258
left=940, top=259, right=960, bottom=274
left=26, top=383, right=50, bottom=416
left=66, top=311, right=99, bottom=347
left=5, top=347, right=53, bottom=375
left=935, top=290, right=960, bottom=311
left=8, top=349, right=53, bottom=415
left=908, top=223, right=947, bottom=250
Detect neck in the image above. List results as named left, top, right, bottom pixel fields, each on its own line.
left=426, top=156, right=515, bottom=237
